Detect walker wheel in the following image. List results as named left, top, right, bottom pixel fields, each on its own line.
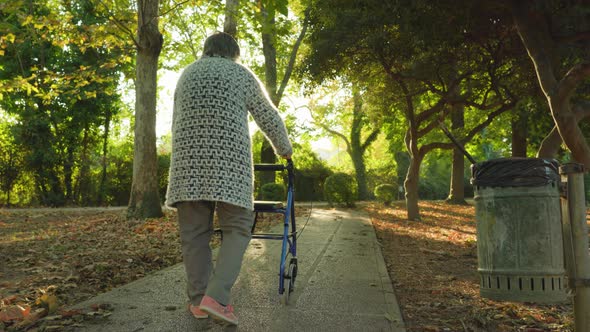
left=280, top=263, right=296, bottom=305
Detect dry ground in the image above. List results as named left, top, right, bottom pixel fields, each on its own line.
left=368, top=201, right=576, bottom=332
left=0, top=207, right=301, bottom=331
left=1, top=202, right=583, bottom=332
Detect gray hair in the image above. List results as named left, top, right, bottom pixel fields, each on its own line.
left=202, top=32, right=240, bottom=61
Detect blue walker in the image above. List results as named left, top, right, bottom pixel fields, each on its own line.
left=251, top=160, right=298, bottom=305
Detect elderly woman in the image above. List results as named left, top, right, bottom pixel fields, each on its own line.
left=166, top=32, right=292, bottom=325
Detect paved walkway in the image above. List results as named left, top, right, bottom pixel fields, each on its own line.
left=73, top=208, right=406, bottom=331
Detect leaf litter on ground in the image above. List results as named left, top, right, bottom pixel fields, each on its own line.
left=0, top=207, right=307, bottom=331
left=367, top=201, right=576, bottom=332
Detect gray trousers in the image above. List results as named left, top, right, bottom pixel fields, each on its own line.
left=177, top=201, right=254, bottom=306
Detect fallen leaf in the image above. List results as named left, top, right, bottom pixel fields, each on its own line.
left=10, top=312, right=45, bottom=331
left=36, top=294, right=59, bottom=314
left=63, top=283, right=78, bottom=290
left=59, top=309, right=82, bottom=318
left=1, top=295, right=18, bottom=305
left=0, top=305, right=30, bottom=322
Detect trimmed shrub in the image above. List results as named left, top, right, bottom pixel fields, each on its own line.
left=374, top=184, right=397, bottom=206
left=324, top=172, right=357, bottom=207
left=261, top=183, right=286, bottom=201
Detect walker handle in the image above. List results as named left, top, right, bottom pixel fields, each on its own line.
left=255, top=163, right=287, bottom=172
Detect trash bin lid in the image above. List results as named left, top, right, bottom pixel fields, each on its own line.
left=471, top=158, right=559, bottom=187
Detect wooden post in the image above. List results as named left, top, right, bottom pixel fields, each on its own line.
left=560, top=163, right=590, bottom=332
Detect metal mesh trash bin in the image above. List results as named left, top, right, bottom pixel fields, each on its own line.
left=472, top=158, right=567, bottom=303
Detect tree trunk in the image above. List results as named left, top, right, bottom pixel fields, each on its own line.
left=4, top=150, right=16, bottom=207
left=405, top=153, right=423, bottom=221
left=399, top=78, right=422, bottom=221
left=537, top=126, right=562, bottom=158
left=537, top=105, right=590, bottom=158
left=77, top=126, right=91, bottom=205
left=350, top=87, right=371, bottom=200
left=64, top=146, right=74, bottom=203
left=261, top=5, right=278, bottom=105
left=259, top=1, right=278, bottom=186
left=260, top=139, right=276, bottom=186
left=98, top=110, right=111, bottom=205
left=224, top=0, right=239, bottom=37
left=351, top=149, right=367, bottom=200
left=446, top=101, right=466, bottom=204
left=128, top=0, right=163, bottom=219
left=511, top=107, right=528, bottom=157
left=395, top=151, right=410, bottom=200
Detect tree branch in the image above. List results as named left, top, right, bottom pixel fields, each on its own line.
left=276, top=6, right=310, bottom=104
left=554, top=31, right=590, bottom=44
left=463, top=102, right=515, bottom=143
left=537, top=101, right=590, bottom=158
left=308, top=107, right=352, bottom=155
left=510, top=0, right=558, bottom=97
left=420, top=102, right=515, bottom=156
left=361, top=128, right=380, bottom=152
left=464, top=99, right=504, bottom=110
left=537, top=126, right=562, bottom=158
left=420, top=141, right=455, bottom=155
left=415, top=98, right=447, bottom=123
left=557, top=62, right=590, bottom=102
left=159, top=0, right=191, bottom=18
left=96, top=0, right=140, bottom=48
left=417, top=106, right=452, bottom=138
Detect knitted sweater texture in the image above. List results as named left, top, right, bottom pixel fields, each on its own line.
left=165, top=57, right=292, bottom=210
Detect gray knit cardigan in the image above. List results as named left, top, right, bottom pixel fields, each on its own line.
left=165, top=56, right=293, bottom=210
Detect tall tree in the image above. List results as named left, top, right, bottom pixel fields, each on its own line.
left=309, top=83, right=380, bottom=200
left=0, top=120, right=22, bottom=206
left=446, top=98, right=467, bottom=204
left=302, top=0, right=519, bottom=220
left=258, top=0, right=278, bottom=183
left=509, top=1, right=590, bottom=166
left=0, top=0, right=129, bottom=206
left=128, top=0, right=164, bottom=218
left=253, top=0, right=309, bottom=186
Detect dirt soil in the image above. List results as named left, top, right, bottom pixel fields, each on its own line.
left=367, top=201, right=575, bottom=332
left=0, top=206, right=306, bottom=331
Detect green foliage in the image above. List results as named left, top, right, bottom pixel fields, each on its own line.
left=160, top=0, right=223, bottom=69
left=0, top=0, right=133, bottom=206
left=261, top=183, right=286, bottom=201
left=419, top=151, right=452, bottom=200
left=103, top=140, right=134, bottom=206
left=0, top=121, right=23, bottom=206
left=374, top=184, right=397, bottom=206
left=289, top=140, right=333, bottom=201
left=324, top=172, right=357, bottom=207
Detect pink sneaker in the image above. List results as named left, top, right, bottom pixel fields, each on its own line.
left=188, top=303, right=209, bottom=319
left=199, top=295, right=238, bottom=325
